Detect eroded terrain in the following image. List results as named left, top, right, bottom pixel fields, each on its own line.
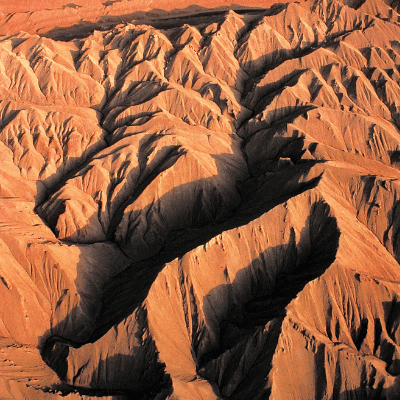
left=2, top=0, right=400, bottom=398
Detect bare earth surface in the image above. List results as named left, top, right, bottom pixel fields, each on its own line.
left=2, top=0, right=400, bottom=398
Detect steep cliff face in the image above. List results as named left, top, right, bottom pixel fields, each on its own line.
left=2, top=0, right=400, bottom=398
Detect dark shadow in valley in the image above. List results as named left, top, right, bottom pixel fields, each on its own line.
left=28, top=5, right=327, bottom=395
left=10, top=1, right=400, bottom=398
left=196, top=200, right=340, bottom=398
left=41, top=303, right=173, bottom=399
left=32, top=76, right=322, bottom=340
left=324, top=298, right=400, bottom=400
left=39, top=181, right=328, bottom=399
left=90, top=160, right=322, bottom=342
left=389, top=149, right=400, bottom=167
left=38, top=158, right=321, bottom=397
left=236, top=20, right=368, bottom=111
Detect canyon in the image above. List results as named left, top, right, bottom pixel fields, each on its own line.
left=1, top=0, right=400, bottom=398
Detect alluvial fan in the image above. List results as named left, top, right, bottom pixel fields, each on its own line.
left=2, top=0, right=400, bottom=398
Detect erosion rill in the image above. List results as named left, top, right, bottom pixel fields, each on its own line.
left=1, top=0, right=400, bottom=398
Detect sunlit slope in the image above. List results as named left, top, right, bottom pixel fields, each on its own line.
left=1, top=0, right=400, bottom=398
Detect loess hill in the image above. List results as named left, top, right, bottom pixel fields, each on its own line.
left=2, top=0, right=400, bottom=398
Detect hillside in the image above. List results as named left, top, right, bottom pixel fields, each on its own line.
left=1, top=0, right=400, bottom=398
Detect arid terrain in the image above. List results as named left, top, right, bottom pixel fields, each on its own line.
left=1, top=0, right=400, bottom=398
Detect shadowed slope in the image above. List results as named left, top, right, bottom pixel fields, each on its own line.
left=2, top=0, right=400, bottom=398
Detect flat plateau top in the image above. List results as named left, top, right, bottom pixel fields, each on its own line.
left=0, top=0, right=299, bottom=37
left=0, top=0, right=291, bottom=13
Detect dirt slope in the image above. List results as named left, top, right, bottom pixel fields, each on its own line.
left=2, top=0, right=400, bottom=398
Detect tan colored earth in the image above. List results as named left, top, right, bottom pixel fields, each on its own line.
left=1, top=0, right=400, bottom=398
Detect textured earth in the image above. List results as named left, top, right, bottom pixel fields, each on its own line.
left=2, top=0, right=400, bottom=398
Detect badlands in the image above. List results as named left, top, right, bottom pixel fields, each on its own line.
left=1, top=0, right=400, bottom=398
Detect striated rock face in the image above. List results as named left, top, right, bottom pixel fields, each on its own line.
left=2, top=0, right=400, bottom=398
